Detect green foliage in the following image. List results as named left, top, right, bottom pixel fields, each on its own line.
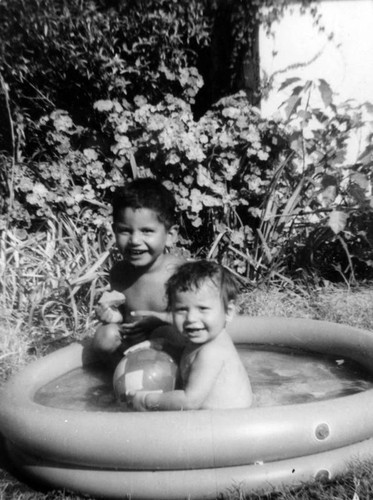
left=1, top=109, right=119, bottom=232
left=94, top=91, right=294, bottom=278
left=0, top=0, right=209, bottom=152
left=3, top=78, right=373, bottom=285
left=1, top=0, right=372, bottom=285
left=0, top=216, right=111, bottom=345
left=278, top=78, right=373, bottom=283
left=92, top=78, right=373, bottom=284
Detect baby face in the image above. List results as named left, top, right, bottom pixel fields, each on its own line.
left=172, top=280, right=232, bottom=344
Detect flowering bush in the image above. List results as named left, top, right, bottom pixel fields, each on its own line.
left=2, top=110, right=119, bottom=234
left=2, top=76, right=372, bottom=283
left=94, top=91, right=294, bottom=265
left=92, top=82, right=373, bottom=283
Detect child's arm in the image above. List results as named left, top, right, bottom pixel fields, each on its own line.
left=95, top=290, right=126, bottom=324
left=132, top=347, right=224, bottom=411
left=119, top=311, right=173, bottom=339
left=129, top=310, right=173, bottom=324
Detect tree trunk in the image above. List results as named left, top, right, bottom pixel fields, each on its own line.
left=194, top=0, right=260, bottom=116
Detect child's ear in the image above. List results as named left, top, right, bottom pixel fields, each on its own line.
left=225, top=301, right=236, bottom=323
left=166, top=225, right=179, bottom=248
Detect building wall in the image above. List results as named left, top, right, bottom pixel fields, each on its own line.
left=259, top=0, right=373, bottom=164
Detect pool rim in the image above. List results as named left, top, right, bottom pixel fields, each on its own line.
left=1, top=316, right=373, bottom=497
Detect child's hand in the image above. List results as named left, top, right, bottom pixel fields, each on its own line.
left=96, top=290, right=125, bottom=324
left=131, top=391, right=151, bottom=411
left=95, top=304, right=123, bottom=324
left=120, top=314, right=165, bottom=340
left=131, top=310, right=171, bottom=323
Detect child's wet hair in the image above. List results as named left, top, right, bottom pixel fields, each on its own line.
left=112, top=178, right=177, bottom=229
left=166, top=260, right=239, bottom=312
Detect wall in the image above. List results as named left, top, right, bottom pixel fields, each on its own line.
left=259, top=0, right=373, bottom=163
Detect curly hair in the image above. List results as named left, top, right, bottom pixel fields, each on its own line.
left=166, top=260, right=239, bottom=312
left=112, top=178, right=177, bottom=229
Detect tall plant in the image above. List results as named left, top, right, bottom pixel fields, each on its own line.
left=276, top=78, right=373, bottom=283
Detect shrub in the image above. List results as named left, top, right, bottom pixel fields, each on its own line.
left=3, top=80, right=373, bottom=284
left=0, top=0, right=209, bottom=153
left=92, top=80, right=373, bottom=284
left=1, top=0, right=372, bottom=284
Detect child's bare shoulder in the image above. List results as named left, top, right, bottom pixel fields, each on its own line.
left=195, top=340, right=226, bottom=363
left=200, top=332, right=236, bottom=360
left=161, top=254, right=185, bottom=276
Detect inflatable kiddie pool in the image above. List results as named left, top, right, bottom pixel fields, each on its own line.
left=2, top=316, right=373, bottom=499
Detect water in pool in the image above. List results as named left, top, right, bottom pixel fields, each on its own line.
left=34, top=344, right=373, bottom=411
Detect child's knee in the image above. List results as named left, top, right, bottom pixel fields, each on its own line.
left=93, top=324, right=122, bottom=354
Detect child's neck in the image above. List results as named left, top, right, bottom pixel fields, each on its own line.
left=126, top=252, right=168, bottom=275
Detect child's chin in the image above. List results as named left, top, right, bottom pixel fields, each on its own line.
left=187, top=335, right=206, bottom=344
left=127, top=256, right=150, bottom=267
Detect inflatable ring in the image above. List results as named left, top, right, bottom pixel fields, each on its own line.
left=1, top=317, right=373, bottom=499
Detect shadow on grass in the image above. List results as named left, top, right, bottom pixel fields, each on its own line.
left=0, top=431, right=52, bottom=498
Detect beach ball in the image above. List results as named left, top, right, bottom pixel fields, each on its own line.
left=113, top=342, right=178, bottom=403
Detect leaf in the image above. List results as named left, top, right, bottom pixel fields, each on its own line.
left=207, top=231, right=226, bottom=259
left=327, top=211, right=348, bottom=234
left=278, top=178, right=305, bottom=226
left=351, top=172, right=369, bottom=190
left=129, top=153, right=138, bottom=179
left=363, top=101, right=373, bottom=113
left=278, top=77, right=301, bottom=92
left=318, top=79, right=333, bottom=107
left=357, top=144, right=373, bottom=165
left=349, top=184, right=367, bottom=205
left=257, top=228, right=273, bottom=263
left=284, top=86, right=303, bottom=120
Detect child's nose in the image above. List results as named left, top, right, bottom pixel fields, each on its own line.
left=130, top=231, right=142, bottom=245
left=186, top=309, right=198, bottom=322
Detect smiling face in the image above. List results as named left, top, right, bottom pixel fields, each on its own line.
left=113, top=207, right=175, bottom=269
left=172, top=280, right=235, bottom=344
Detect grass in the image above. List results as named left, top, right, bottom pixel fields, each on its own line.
left=1, top=222, right=373, bottom=500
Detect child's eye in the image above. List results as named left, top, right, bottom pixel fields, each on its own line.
left=174, top=307, right=187, bottom=313
left=116, top=227, right=130, bottom=234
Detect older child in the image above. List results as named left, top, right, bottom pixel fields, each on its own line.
left=132, top=260, right=253, bottom=411
left=92, top=178, right=185, bottom=364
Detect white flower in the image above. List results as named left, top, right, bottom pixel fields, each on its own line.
left=33, top=182, right=48, bottom=196
left=134, top=95, right=148, bottom=107
left=83, top=148, right=98, bottom=161
left=53, top=114, right=73, bottom=132
left=117, top=121, right=129, bottom=134
left=191, top=188, right=203, bottom=213
left=257, top=150, right=269, bottom=161
left=94, top=100, right=114, bottom=112
left=222, top=107, right=240, bottom=119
